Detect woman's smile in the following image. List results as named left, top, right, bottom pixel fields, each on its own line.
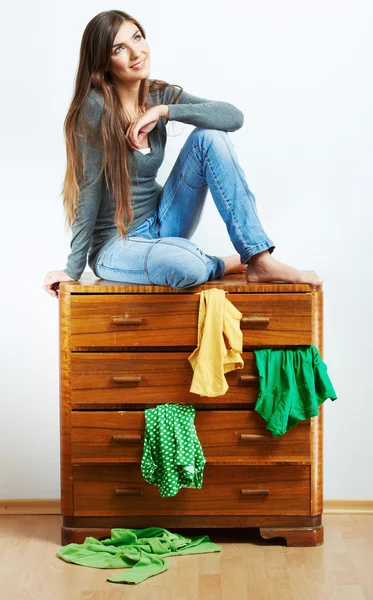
left=130, top=58, right=147, bottom=70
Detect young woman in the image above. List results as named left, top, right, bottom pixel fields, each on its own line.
left=43, top=10, right=322, bottom=298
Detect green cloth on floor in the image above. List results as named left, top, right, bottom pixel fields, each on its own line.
left=253, top=345, right=337, bottom=437
left=141, top=403, right=206, bottom=497
left=57, top=527, right=221, bottom=584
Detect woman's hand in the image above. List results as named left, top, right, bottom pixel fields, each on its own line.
left=125, top=105, right=169, bottom=151
left=43, top=270, right=77, bottom=298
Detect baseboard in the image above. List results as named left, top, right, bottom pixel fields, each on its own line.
left=1, top=499, right=373, bottom=515
left=0, top=500, right=61, bottom=514
left=323, top=500, right=373, bottom=514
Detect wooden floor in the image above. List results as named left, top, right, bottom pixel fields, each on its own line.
left=0, top=515, right=372, bottom=599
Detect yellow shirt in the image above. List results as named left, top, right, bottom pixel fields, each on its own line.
left=188, top=289, right=244, bottom=397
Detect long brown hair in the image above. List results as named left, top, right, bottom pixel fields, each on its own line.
left=61, top=9, right=182, bottom=237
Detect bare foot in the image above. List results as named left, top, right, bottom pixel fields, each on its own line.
left=246, top=250, right=322, bottom=286
left=221, top=253, right=247, bottom=275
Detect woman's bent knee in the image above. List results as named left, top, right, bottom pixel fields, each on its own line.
left=189, top=127, right=228, bottom=144
left=186, top=128, right=232, bottom=159
left=145, top=241, right=207, bottom=289
left=171, top=260, right=207, bottom=288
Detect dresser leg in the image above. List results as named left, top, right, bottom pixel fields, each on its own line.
left=259, top=524, right=324, bottom=547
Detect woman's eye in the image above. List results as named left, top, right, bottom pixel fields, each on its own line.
left=114, top=34, right=142, bottom=55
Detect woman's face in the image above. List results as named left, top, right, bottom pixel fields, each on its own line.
left=108, top=21, right=150, bottom=84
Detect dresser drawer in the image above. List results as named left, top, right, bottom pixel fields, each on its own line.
left=73, top=464, right=310, bottom=516
left=70, top=293, right=313, bottom=349
left=71, top=410, right=311, bottom=464
left=70, top=352, right=259, bottom=408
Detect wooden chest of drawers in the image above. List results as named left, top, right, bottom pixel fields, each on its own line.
left=59, top=275, right=324, bottom=547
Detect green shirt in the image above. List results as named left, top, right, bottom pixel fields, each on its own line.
left=141, top=403, right=206, bottom=497
left=57, top=526, right=221, bottom=584
left=253, top=345, right=337, bottom=437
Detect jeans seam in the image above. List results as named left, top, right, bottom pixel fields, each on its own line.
left=98, top=237, right=156, bottom=273
left=201, top=135, right=249, bottom=254
left=247, top=241, right=273, bottom=250
left=241, top=241, right=274, bottom=263
left=218, top=132, right=273, bottom=255
left=158, top=147, right=205, bottom=224
left=143, top=240, right=161, bottom=284
left=219, top=129, right=258, bottom=213
left=97, top=264, right=146, bottom=275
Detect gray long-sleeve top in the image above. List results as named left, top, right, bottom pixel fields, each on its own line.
left=64, top=85, right=244, bottom=280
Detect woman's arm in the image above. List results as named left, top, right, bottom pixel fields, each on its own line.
left=64, top=93, right=104, bottom=281
left=161, top=85, right=244, bottom=132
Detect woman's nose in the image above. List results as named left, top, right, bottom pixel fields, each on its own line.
left=128, top=45, right=140, bottom=58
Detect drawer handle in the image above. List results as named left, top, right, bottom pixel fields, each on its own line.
left=239, top=375, right=258, bottom=384
left=241, top=316, right=270, bottom=327
left=114, top=488, right=143, bottom=497
left=112, top=375, right=142, bottom=384
left=112, top=316, right=142, bottom=326
left=240, top=433, right=268, bottom=441
left=241, top=489, right=269, bottom=497
left=112, top=434, right=142, bottom=443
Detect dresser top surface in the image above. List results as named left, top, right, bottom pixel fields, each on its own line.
left=60, top=274, right=322, bottom=294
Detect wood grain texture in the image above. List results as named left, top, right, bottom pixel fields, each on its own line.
left=59, top=291, right=73, bottom=515
left=4, top=514, right=373, bottom=599
left=60, top=273, right=322, bottom=294
left=1, top=499, right=372, bottom=516
left=70, top=351, right=259, bottom=409
left=70, top=293, right=314, bottom=348
left=260, top=525, right=324, bottom=546
left=310, top=290, right=324, bottom=516
left=73, top=464, right=311, bottom=516
left=62, top=513, right=322, bottom=528
left=59, top=277, right=324, bottom=547
left=70, top=410, right=311, bottom=464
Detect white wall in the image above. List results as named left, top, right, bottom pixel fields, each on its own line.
left=1, top=0, right=371, bottom=500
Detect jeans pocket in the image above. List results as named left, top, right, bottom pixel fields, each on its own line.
left=98, top=238, right=122, bottom=268
left=180, top=172, right=208, bottom=191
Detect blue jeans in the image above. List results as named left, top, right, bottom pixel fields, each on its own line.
left=95, top=127, right=275, bottom=289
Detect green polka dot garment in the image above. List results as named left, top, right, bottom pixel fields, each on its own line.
left=141, top=404, right=206, bottom=498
